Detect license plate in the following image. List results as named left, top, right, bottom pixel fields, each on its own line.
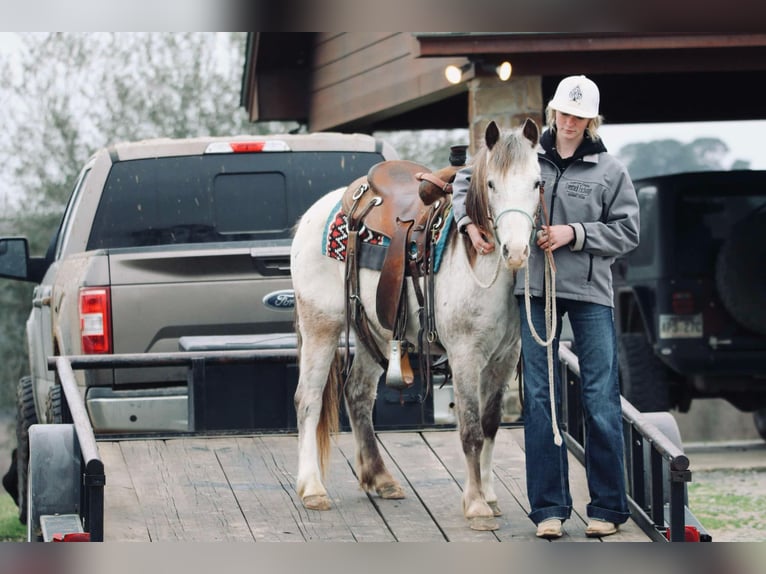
left=659, top=314, right=703, bottom=339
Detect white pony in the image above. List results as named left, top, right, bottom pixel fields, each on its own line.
left=290, top=119, right=541, bottom=531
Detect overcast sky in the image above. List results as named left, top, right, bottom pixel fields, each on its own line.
left=601, top=120, right=765, bottom=170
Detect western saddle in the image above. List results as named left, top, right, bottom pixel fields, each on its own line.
left=342, top=146, right=466, bottom=392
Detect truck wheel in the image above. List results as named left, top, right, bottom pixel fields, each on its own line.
left=715, top=212, right=766, bottom=336
left=45, top=385, right=64, bottom=424
left=15, top=376, right=38, bottom=524
left=755, top=409, right=766, bottom=442
left=618, top=333, right=671, bottom=412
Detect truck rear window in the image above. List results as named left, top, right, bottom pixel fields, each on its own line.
left=87, top=151, right=383, bottom=249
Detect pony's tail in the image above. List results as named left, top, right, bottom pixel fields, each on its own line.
left=317, top=350, right=342, bottom=476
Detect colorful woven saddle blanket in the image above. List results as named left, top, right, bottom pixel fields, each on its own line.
left=322, top=198, right=453, bottom=273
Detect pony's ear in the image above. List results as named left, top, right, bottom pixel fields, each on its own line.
left=485, top=120, right=500, bottom=150
left=522, top=118, right=539, bottom=147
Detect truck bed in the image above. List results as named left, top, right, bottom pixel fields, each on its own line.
left=98, top=427, right=651, bottom=542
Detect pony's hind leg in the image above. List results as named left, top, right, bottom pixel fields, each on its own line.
left=294, top=306, right=343, bottom=511
left=344, top=349, right=405, bottom=500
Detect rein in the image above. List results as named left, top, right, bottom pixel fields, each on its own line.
left=523, top=184, right=563, bottom=446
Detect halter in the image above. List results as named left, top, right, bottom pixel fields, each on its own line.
left=492, top=207, right=537, bottom=242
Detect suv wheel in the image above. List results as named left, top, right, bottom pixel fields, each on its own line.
left=15, top=376, right=38, bottom=524
left=755, top=409, right=766, bottom=442
left=618, top=333, right=671, bottom=412
left=715, top=212, right=766, bottom=336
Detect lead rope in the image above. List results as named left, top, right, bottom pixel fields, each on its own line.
left=524, top=184, right=563, bottom=446
left=467, top=247, right=502, bottom=288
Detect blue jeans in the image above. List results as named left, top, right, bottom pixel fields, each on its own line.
left=518, top=296, right=630, bottom=526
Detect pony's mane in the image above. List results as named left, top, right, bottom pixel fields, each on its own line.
left=465, top=126, right=531, bottom=237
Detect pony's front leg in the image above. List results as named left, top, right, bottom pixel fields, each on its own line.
left=480, top=343, right=520, bottom=517
left=452, top=370, right=498, bottom=531
left=479, top=369, right=508, bottom=518
left=481, top=437, right=500, bottom=516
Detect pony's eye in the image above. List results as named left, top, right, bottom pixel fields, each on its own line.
left=487, top=180, right=495, bottom=190
left=534, top=180, right=541, bottom=190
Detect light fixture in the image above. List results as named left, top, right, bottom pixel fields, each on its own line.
left=444, top=60, right=512, bottom=84
left=496, top=61, right=512, bottom=81
left=445, top=63, right=472, bottom=85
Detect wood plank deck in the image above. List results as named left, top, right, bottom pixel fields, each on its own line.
left=98, top=428, right=651, bottom=542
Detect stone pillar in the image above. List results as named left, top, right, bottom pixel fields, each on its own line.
left=466, top=75, right=543, bottom=154
left=464, top=74, right=543, bottom=422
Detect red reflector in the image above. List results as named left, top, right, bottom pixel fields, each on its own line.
left=664, top=525, right=701, bottom=542
left=230, top=142, right=266, bottom=153
left=671, top=291, right=694, bottom=315
left=79, top=287, right=112, bottom=354
left=53, top=532, right=91, bottom=542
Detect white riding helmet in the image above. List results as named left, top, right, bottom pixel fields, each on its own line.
left=548, top=75, right=600, bottom=119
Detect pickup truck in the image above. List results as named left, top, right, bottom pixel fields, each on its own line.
left=613, top=170, right=766, bottom=440
left=0, top=131, right=399, bottom=521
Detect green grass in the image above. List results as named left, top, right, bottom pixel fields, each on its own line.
left=0, top=493, right=25, bottom=542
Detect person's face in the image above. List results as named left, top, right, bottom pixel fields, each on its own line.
left=555, top=110, right=590, bottom=143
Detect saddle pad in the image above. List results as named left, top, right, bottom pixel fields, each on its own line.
left=323, top=199, right=453, bottom=273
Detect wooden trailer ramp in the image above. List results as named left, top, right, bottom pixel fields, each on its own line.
left=99, top=427, right=650, bottom=542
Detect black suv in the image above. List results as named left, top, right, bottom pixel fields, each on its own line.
left=613, top=170, right=766, bottom=440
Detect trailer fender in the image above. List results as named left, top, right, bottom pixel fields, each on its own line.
left=27, top=424, right=81, bottom=542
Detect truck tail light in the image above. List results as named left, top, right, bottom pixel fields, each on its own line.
left=80, top=287, right=112, bottom=354
left=671, top=291, right=694, bottom=314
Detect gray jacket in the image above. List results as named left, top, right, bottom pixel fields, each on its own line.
left=452, top=132, right=639, bottom=308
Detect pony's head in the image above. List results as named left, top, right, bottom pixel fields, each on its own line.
left=465, top=119, right=541, bottom=269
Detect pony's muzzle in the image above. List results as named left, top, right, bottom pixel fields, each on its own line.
left=502, top=243, right=530, bottom=269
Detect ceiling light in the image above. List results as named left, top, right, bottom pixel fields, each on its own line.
left=445, top=63, right=472, bottom=85
left=496, top=61, right=512, bottom=81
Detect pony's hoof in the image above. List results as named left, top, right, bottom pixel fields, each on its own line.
left=468, top=516, right=499, bottom=531
left=376, top=483, right=405, bottom=499
left=488, top=501, right=502, bottom=517
left=303, top=494, right=332, bottom=511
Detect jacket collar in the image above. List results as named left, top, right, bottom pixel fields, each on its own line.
left=539, top=128, right=607, bottom=165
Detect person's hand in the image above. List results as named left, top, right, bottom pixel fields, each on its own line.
left=536, top=224, right=574, bottom=252
left=466, top=223, right=495, bottom=255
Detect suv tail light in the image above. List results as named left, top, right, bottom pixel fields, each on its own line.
left=671, top=291, right=695, bottom=314
left=80, top=287, right=112, bottom=354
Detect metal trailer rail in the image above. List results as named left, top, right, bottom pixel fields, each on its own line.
left=558, top=344, right=710, bottom=542
left=45, top=347, right=305, bottom=542
left=46, top=344, right=708, bottom=542
left=44, top=357, right=106, bottom=541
